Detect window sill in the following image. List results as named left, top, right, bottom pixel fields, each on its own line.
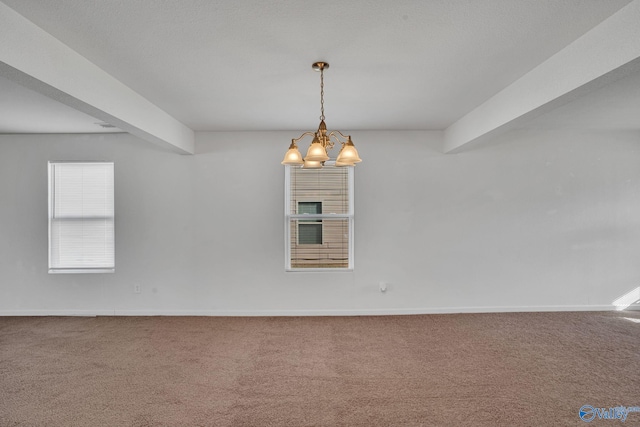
left=286, top=268, right=353, bottom=273
left=49, top=268, right=115, bottom=274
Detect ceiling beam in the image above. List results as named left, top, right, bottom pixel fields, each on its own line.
left=443, top=0, right=640, bottom=154
left=0, top=2, right=194, bottom=154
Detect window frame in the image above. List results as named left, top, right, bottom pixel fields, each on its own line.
left=48, top=161, right=115, bottom=274
left=284, top=162, right=354, bottom=272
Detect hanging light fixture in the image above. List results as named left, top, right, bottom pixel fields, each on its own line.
left=281, top=62, right=362, bottom=168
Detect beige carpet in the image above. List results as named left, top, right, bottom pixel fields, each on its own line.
left=1, top=312, right=639, bottom=426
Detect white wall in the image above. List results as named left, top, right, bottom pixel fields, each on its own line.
left=1, top=130, right=639, bottom=315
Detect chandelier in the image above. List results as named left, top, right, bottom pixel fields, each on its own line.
left=281, top=62, right=362, bottom=168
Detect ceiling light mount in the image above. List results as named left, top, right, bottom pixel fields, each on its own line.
left=312, top=62, right=329, bottom=72
left=281, top=61, right=361, bottom=168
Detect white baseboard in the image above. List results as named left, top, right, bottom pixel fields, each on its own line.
left=0, top=310, right=110, bottom=317
left=0, top=304, right=632, bottom=317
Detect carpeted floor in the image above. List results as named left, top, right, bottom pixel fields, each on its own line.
left=1, top=311, right=639, bottom=426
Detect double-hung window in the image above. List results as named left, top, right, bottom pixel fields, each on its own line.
left=285, top=163, right=354, bottom=270
left=48, top=162, right=115, bottom=273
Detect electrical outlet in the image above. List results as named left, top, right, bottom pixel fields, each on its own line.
left=134, top=284, right=141, bottom=294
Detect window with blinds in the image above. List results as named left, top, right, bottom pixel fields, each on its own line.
left=48, top=162, right=115, bottom=273
left=285, top=164, right=354, bottom=270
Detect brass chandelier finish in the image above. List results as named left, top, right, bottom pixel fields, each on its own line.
left=281, top=62, right=362, bottom=168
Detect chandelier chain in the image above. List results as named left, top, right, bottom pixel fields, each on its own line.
left=320, top=67, right=325, bottom=122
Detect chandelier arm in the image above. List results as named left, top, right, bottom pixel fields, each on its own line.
left=292, top=131, right=317, bottom=144
left=328, top=130, right=350, bottom=144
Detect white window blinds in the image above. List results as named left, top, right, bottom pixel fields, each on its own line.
left=48, top=162, right=115, bottom=273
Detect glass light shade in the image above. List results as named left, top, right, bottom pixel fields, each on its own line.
left=304, top=138, right=330, bottom=162
left=281, top=141, right=304, bottom=165
left=302, top=160, right=322, bottom=169
left=335, top=140, right=362, bottom=164
left=335, top=160, right=355, bottom=167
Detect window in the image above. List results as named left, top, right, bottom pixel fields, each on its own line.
left=285, top=163, right=354, bottom=270
left=48, top=162, right=115, bottom=273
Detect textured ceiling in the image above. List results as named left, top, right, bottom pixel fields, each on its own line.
left=0, top=0, right=635, bottom=137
